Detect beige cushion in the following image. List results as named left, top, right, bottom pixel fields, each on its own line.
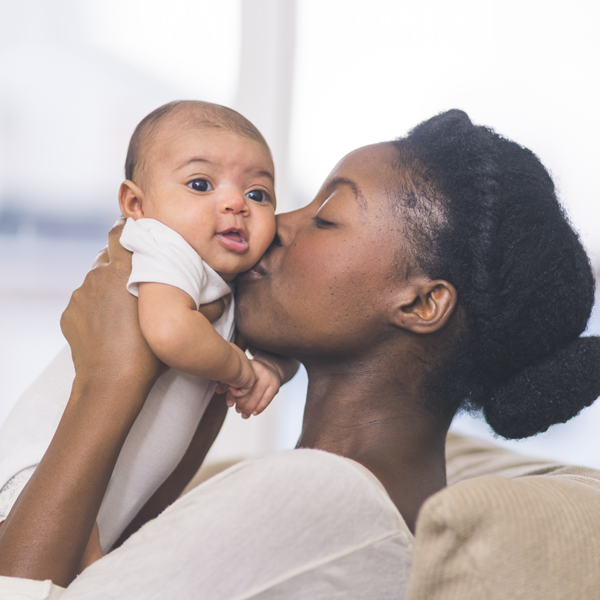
left=405, top=434, right=600, bottom=600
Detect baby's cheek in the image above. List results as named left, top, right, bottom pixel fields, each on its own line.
left=250, top=229, right=276, bottom=263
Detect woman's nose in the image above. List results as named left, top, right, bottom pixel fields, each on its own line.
left=218, top=192, right=249, bottom=215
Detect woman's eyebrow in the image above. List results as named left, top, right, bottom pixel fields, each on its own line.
left=326, top=177, right=367, bottom=212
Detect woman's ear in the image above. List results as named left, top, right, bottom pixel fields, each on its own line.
left=118, top=180, right=145, bottom=219
left=392, top=278, right=457, bottom=334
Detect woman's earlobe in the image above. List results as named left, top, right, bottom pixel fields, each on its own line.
left=118, top=180, right=145, bottom=219
left=394, top=279, right=457, bottom=334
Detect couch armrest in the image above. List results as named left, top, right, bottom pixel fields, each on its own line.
left=405, top=473, right=600, bottom=600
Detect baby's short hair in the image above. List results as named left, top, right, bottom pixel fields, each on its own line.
left=125, top=100, right=270, bottom=185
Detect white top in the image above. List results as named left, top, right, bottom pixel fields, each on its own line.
left=0, top=450, right=414, bottom=600
left=120, top=217, right=232, bottom=310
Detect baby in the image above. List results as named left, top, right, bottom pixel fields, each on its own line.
left=0, top=101, right=297, bottom=557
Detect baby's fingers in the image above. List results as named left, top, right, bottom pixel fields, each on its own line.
left=235, top=379, right=276, bottom=418
left=232, top=385, right=264, bottom=419
left=218, top=383, right=251, bottom=407
left=250, top=384, right=279, bottom=416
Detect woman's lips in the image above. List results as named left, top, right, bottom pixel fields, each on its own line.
left=250, top=261, right=267, bottom=276
left=216, top=229, right=249, bottom=253
left=239, top=259, right=267, bottom=280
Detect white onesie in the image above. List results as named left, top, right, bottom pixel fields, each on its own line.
left=0, top=218, right=235, bottom=553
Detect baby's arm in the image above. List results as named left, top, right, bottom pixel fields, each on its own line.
left=223, top=344, right=300, bottom=419
left=138, top=282, right=254, bottom=392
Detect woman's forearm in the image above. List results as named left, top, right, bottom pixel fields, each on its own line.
left=0, top=220, right=162, bottom=586
left=0, top=372, right=155, bottom=586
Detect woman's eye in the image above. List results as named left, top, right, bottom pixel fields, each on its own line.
left=312, top=215, right=335, bottom=228
left=246, top=189, right=267, bottom=203
left=188, top=179, right=212, bottom=192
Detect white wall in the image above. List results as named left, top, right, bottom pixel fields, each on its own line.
left=0, top=0, right=599, bottom=467
left=289, top=0, right=600, bottom=269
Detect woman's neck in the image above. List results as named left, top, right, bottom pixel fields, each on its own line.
left=296, top=360, right=452, bottom=533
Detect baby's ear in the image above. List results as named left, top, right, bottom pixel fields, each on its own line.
left=118, top=180, right=145, bottom=219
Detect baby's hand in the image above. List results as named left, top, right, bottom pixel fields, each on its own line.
left=227, top=358, right=282, bottom=419
left=217, top=343, right=256, bottom=398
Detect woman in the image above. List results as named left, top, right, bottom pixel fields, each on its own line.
left=0, top=110, right=599, bottom=598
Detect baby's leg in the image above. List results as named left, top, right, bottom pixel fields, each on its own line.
left=0, top=466, right=36, bottom=524
left=95, top=369, right=217, bottom=552
left=0, top=346, right=75, bottom=501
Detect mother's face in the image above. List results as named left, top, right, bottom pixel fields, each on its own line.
left=236, top=142, right=411, bottom=359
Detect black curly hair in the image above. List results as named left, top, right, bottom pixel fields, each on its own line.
left=392, top=109, right=600, bottom=439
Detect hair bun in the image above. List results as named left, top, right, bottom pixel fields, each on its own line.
left=483, top=336, right=600, bottom=439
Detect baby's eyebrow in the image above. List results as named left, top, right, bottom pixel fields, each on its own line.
left=325, top=177, right=367, bottom=213
left=255, top=170, right=275, bottom=184
left=176, top=157, right=215, bottom=170
left=175, top=159, right=274, bottom=185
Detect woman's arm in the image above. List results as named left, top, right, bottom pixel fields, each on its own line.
left=0, top=220, right=163, bottom=587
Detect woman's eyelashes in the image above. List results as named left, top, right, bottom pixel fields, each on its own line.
left=312, top=215, right=336, bottom=228
left=187, top=178, right=212, bottom=192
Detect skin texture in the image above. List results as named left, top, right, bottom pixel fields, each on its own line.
left=0, top=143, right=460, bottom=585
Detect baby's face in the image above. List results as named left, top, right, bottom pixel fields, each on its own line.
left=139, top=126, right=276, bottom=281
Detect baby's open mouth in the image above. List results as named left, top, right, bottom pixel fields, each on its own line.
left=216, top=229, right=249, bottom=253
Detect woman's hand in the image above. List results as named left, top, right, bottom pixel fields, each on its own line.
left=61, top=218, right=164, bottom=394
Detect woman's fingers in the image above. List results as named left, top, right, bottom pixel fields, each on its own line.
left=61, top=218, right=164, bottom=388
left=92, top=247, right=109, bottom=269
left=107, top=217, right=128, bottom=262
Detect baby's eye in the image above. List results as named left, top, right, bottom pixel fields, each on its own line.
left=246, top=189, right=268, bottom=203
left=188, top=179, right=213, bottom=192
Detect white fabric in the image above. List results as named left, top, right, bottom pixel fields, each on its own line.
left=0, top=577, right=64, bottom=600
left=0, top=220, right=235, bottom=552
left=0, top=467, right=35, bottom=521
left=120, top=217, right=231, bottom=310
left=0, top=450, right=414, bottom=600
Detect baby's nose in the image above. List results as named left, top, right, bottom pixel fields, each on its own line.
left=219, top=191, right=249, bottom=214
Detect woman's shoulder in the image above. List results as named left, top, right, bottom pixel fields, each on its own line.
left=197, top=449, right=413, bottom=539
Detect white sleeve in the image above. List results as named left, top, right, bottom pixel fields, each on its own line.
left=119, top=218, right=231, bottom=310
